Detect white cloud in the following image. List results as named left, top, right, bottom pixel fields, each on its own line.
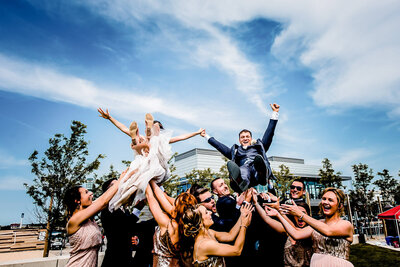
left=0, top=150, right=29, bottom=169
left=0, top=176, right=30, bottom=191
left=331, top=148, right=374, bottom=171
left=0, top=54, right=259, bottom=132
left=75, top=0, right=400, bottom=117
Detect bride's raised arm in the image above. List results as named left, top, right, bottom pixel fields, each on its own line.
left=98, top=108, right=131, bottom=137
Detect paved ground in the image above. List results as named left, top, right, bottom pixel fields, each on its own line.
left=0, top=247, right=71, bottom=263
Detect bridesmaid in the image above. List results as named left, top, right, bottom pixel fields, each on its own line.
left=63, top=168, right=133, bottom=267
left=254, top=192, right=312, bottom=267
left=275, top=187, right=354, bottom=267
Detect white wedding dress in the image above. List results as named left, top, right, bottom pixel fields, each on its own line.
left=108, top=128, right=172, bottom=211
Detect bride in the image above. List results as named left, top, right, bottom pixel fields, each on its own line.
left=97, top=108, right=203, bottom=210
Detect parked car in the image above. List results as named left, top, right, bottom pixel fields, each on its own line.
left=50, top=231, right=65, bottom=250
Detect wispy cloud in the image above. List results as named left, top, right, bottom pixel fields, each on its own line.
left=0, top=176, right=30, bottom=191
left=0, top=150, right=29, bottom=169
left=0, top=53, right=258, bottom=132
left=78, top=0, right=400, bottom=117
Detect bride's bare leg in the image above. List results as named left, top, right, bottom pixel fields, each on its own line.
left=131, top=141, right=150, bottom=155
left=153, top=122, right=160, bottom=136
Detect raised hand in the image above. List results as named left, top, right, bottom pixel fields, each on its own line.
left=241, top=204, right=253, bottom=227
left=236, top=191, right=246, bottom=206
left=269, top=103, right=280, bottom=112
left=197, top=128, right=205, bottom=134
left=98, top=108, right=111, bottom=119
left=240, top=202, right=254, bottom=217
left=264, top=205, right=279, bottom=217
left=280, top=200, right=303, bottom=217
left=200, top=129, right=206, bottom=137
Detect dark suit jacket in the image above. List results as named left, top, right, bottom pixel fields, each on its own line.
left=131, top=218, right=157, bottom=267
left=216, top=195, right=241, bottom=232
left=208, top=119, right=278, bottom=179
left=100, top=208, right=139, bottom=267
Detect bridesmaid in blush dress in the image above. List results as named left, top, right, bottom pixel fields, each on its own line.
left=63, top=168, right=134, bottom=267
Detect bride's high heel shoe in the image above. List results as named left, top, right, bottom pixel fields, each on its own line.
left=145, top=113, right=154, bottom=139
left=129, top=121, right=139, bottom=145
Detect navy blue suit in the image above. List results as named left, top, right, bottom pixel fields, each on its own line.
left=208, top=119, right=278, bottom=187
left=101, top=208, right=139, bottom=267
left=215, top=195, right=241, bottom=232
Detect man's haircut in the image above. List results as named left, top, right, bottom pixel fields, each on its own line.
left=192, top=187, right=210, bottom=203
left=210, top=177, right=221, bottom=191
left=102, top=178, right=117, bottom=193
left=239, top=129, right=252, bottom=138
left=292, top=179, right=305, bottom=190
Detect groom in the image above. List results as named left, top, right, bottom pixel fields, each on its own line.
left=201, top=103, right=279, bottom=192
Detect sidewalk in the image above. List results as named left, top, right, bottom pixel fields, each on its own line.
left=0, top=248, right=71, bottom=263
left=365, top=235, right=400, bottom=252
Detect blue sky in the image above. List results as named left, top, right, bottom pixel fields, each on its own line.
left=1, top=0, right=400, bottom=225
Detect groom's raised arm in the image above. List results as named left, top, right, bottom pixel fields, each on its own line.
left=261, top=103, right=280, bottom=151
left=200, top=129, right=232, bottom=159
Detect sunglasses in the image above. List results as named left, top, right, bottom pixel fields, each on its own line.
left=200, top=195, right=215, bottom=203
left=290, top=185, right=303, bottom=191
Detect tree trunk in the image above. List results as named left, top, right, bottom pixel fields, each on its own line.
left=43, top=195, right=54, bottom=257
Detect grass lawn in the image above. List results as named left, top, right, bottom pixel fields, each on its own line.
left=350, top=244, right=400, bottom=267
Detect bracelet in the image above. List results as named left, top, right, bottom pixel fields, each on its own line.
left=299, top=213, right=305, bottom=220
left=240, top=225, right=247, bottom=228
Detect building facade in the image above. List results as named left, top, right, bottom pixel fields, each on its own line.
left=173, top=148, right=351, bottom=208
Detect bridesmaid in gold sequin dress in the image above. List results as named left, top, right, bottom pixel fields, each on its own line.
left=145, top=181, right=198, bottom=266
left=278, top=187, right=354, bottom=267
left=182, top=203, right=253, bottom=267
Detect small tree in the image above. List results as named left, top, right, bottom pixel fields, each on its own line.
left=319, top=158, right=343, bottom=188
left=24, top=121, right=104, bottom=257
left=392, top=170, right=400, bottom=205
left=273, top=164, right=296, bottom=199
left=92, top=165, right=120, bottom=199
left=161, top=153, right=181, bottom=196
left=373, top=169, right=398, bottom=205
left=185, top=168, right=218, bottom=189
left=349, top=163, right=375, bottom=234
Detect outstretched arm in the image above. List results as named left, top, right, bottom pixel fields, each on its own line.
left=145, top=184, right=170, bottom=228
left=281, top=202, right=353, bottom=240
left=98, top=108, right=131, bottom=137
left=201, top=129, right=232, bottom=159
left=200, top=210, right=252, bottom=258
left=68, top=168, right=134, bottom=234
left=261, top=103, right=279, bottom=151
left=253, top=194, right=285, bottom=234
left=274, top=210, right=313, bottom=240
left=214, top=203, right=254, bottom=242
left=169, top=128, right=204, bottom=144
left=150, top=180, right=174, bottom=216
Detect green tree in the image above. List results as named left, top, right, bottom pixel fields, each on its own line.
left=161, top=153, right=180, bottom=196
left=392, top=171, right=400, bottom=205
left=92, top=165, right=120, bottom=199
left=319, top=158, right=343, bottom=188
left=24, top=121, right=104, bottom=257
left=185, top=168, right=219, bottom=189
left=273, top=164, right=296, bottom=199
left=373, top=169, right=398, bottom=205
left=349, top=163, right=376, bottom=232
